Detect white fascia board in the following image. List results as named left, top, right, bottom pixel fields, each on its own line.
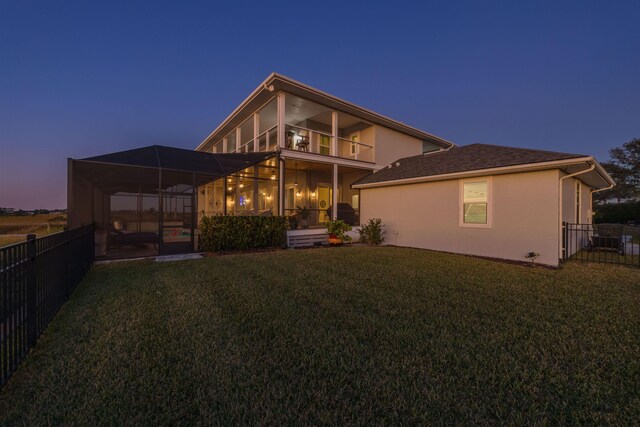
left=352, top=157, right=612, bottom=189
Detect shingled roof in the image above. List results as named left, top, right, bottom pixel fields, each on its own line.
left=354, top=143, right=590, bottom=186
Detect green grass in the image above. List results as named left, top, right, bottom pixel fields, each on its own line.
left=1, top=247, right=639, bottom=424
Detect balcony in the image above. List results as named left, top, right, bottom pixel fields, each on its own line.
left=284, top=124, right=375, bottom=163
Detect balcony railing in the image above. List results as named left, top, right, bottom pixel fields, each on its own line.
left=285, top=124, right=375, bottom=163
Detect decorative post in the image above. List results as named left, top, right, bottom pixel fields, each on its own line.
left=26, top=234, right=37, bottom=347
left=332, top=164, right=338, bottom=220
left=253, top=113, right=260, bottom=152
left=277, top=92, right=286, bottom=149
left=331, top=111, right=338, bottom=157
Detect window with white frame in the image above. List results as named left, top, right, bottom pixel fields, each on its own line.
left=350, top=134, right=358, bottom=156
left=460, top=179, right=491, bottom=226
left=575, top=181, right=581, bottom=224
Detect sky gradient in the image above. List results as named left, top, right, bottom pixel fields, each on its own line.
left=1, top=0, right=639, bottom=209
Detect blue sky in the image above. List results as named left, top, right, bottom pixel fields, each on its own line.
left=1, top=0, right=638, bottom=209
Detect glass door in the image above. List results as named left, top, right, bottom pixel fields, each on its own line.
left=161, top=184, right=194, bottom=254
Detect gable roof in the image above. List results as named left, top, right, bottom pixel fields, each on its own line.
left=353, top=143, right=613, bottom=188
left=196, top=72, right=455, bottom=152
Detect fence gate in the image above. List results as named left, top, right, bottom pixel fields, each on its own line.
left=562, top=222, right=640, bottom=268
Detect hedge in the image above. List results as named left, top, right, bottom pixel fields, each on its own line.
left=199, top=215, right=288, bottom=251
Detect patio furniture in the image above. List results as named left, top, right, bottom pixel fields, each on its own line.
left=109, top=228, right=159, bottom=249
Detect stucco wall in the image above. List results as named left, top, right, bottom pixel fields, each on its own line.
left=360, top=169, right=562, bottom=266
left=373, top=125, right=424, bottom=168
left=561, top=175, right=593, bottom=224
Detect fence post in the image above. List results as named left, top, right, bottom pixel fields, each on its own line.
left=26, top=234, right=37, bottom=347
left=65, top=227, right=71, bottom=298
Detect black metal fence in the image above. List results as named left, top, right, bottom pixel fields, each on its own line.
left=1, top=224, right=94, bottom=387
left=562, top=222, right=640, bottom=268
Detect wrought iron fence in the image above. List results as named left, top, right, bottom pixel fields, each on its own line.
left=1, top=224, right=94, bottom=387
left=562, top=222, right=640, bottom=268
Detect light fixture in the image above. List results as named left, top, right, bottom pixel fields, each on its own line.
left=245, top=198, right=250, bottom=203
left=227, top=186, right=233, bottom=191
left=239, top=180, right=244, bottom=188
left=310, top=191, right=316, bottom=197
left=266, top=194, right=272, bottom=200
left=296, top=190, right=301, bottom=198
left=270, top=173, right=276, bottom=180
left=294, top=162, right=298, bottom=187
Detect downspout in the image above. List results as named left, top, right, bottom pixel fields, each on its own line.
left=589, top=182, right=615, bottom=223
left=558, top=163, right=595, bottom=261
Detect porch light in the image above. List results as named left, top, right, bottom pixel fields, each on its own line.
left=266, top=194, right=272, bottom=200
left=227, top=186, right=233, bottom=191
left=310, top=191, right=316, bottom=197
left=296, top=190, right=301, bottom=198
left=270, top=173, right=276, bottom=180
left=239, top=181, right=244, bottom=188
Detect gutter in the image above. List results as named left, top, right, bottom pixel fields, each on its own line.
left=557, top=163, right=596, bottom=261
left=353, top=157, right=596, bottom=189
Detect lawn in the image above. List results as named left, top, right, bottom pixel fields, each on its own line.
left=0, top=214, right=67, bottom=247
left=1, top=247, right=638, bottom=424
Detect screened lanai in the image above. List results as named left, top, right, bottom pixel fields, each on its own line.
left=68, top=145, right=277, bottom=259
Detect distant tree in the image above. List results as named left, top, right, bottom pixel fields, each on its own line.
left=596, top=138, right=640, bottom=202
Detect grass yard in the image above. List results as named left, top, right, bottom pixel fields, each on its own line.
left=0, top=214, right=67, bottom=247
left=1, top=247, right=639, bottom=424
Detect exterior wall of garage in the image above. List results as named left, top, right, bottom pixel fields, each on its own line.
left=359, top=169, right=565, bottom=266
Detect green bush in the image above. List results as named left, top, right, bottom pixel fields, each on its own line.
left=326, top=219, right=351, bottom=239
left=359, top=218, right=386, bottom=245
left=200, top=215, right=287, bottom=251
left=593, top=201, right=640, bottom=224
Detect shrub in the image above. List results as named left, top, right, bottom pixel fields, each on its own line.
left=326, top=219, right=351, bottom=240
left=359, top=218, right=386, bottom=245
left=200, top=215, right=287, bottom=251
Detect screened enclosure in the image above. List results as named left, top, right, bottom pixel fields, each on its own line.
left=68, top=145, right=277, bottom=259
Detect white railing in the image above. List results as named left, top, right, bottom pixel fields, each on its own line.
left=285, top=124, right=375, bottom=162
left=336, top=137, right=374, bottom=163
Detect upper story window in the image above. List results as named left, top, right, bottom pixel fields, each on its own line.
left=576, top=181, right=581, bottom=224
left=350, top=133, right=359, bottom=156
left=459, top=178, right=492, bottom=227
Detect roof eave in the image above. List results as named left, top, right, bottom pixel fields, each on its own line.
left=353, top=157, right=614, bottom=189
left=196, top=73, right=456, bottom=152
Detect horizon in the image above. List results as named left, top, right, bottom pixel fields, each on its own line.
left=1, top=0, right=639, bottom=210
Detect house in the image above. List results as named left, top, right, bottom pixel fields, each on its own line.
left=68, top=73, right=614, bottom=265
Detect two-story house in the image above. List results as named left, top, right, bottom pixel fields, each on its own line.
left=193, top=73, right=453, bottom=234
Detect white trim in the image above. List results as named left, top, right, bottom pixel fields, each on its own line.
left=458, top=177, right=493, bottom=228
left=353, top=157, right=613, bottom=189
left=195, top=72, right=455, bottom=151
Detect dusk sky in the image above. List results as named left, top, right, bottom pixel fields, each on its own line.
left=1, top=0, right=638, bottom=209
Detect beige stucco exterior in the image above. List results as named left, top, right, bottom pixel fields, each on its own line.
left=358, top=169, right=594, bottom=267
left=373, top=125, right=425, bottom=168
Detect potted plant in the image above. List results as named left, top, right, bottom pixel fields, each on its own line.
left=326, top=219, right=352, bottom=246
left=296, top=206, right=311, bottom=229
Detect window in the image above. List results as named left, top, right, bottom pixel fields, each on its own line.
left=576, top=181, right=581, bottom=224
left=319, top=135, right=331, bottom=155
left=350, top=134, right=358, bottom=156
left=460, top=178, right=491, bottom=227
